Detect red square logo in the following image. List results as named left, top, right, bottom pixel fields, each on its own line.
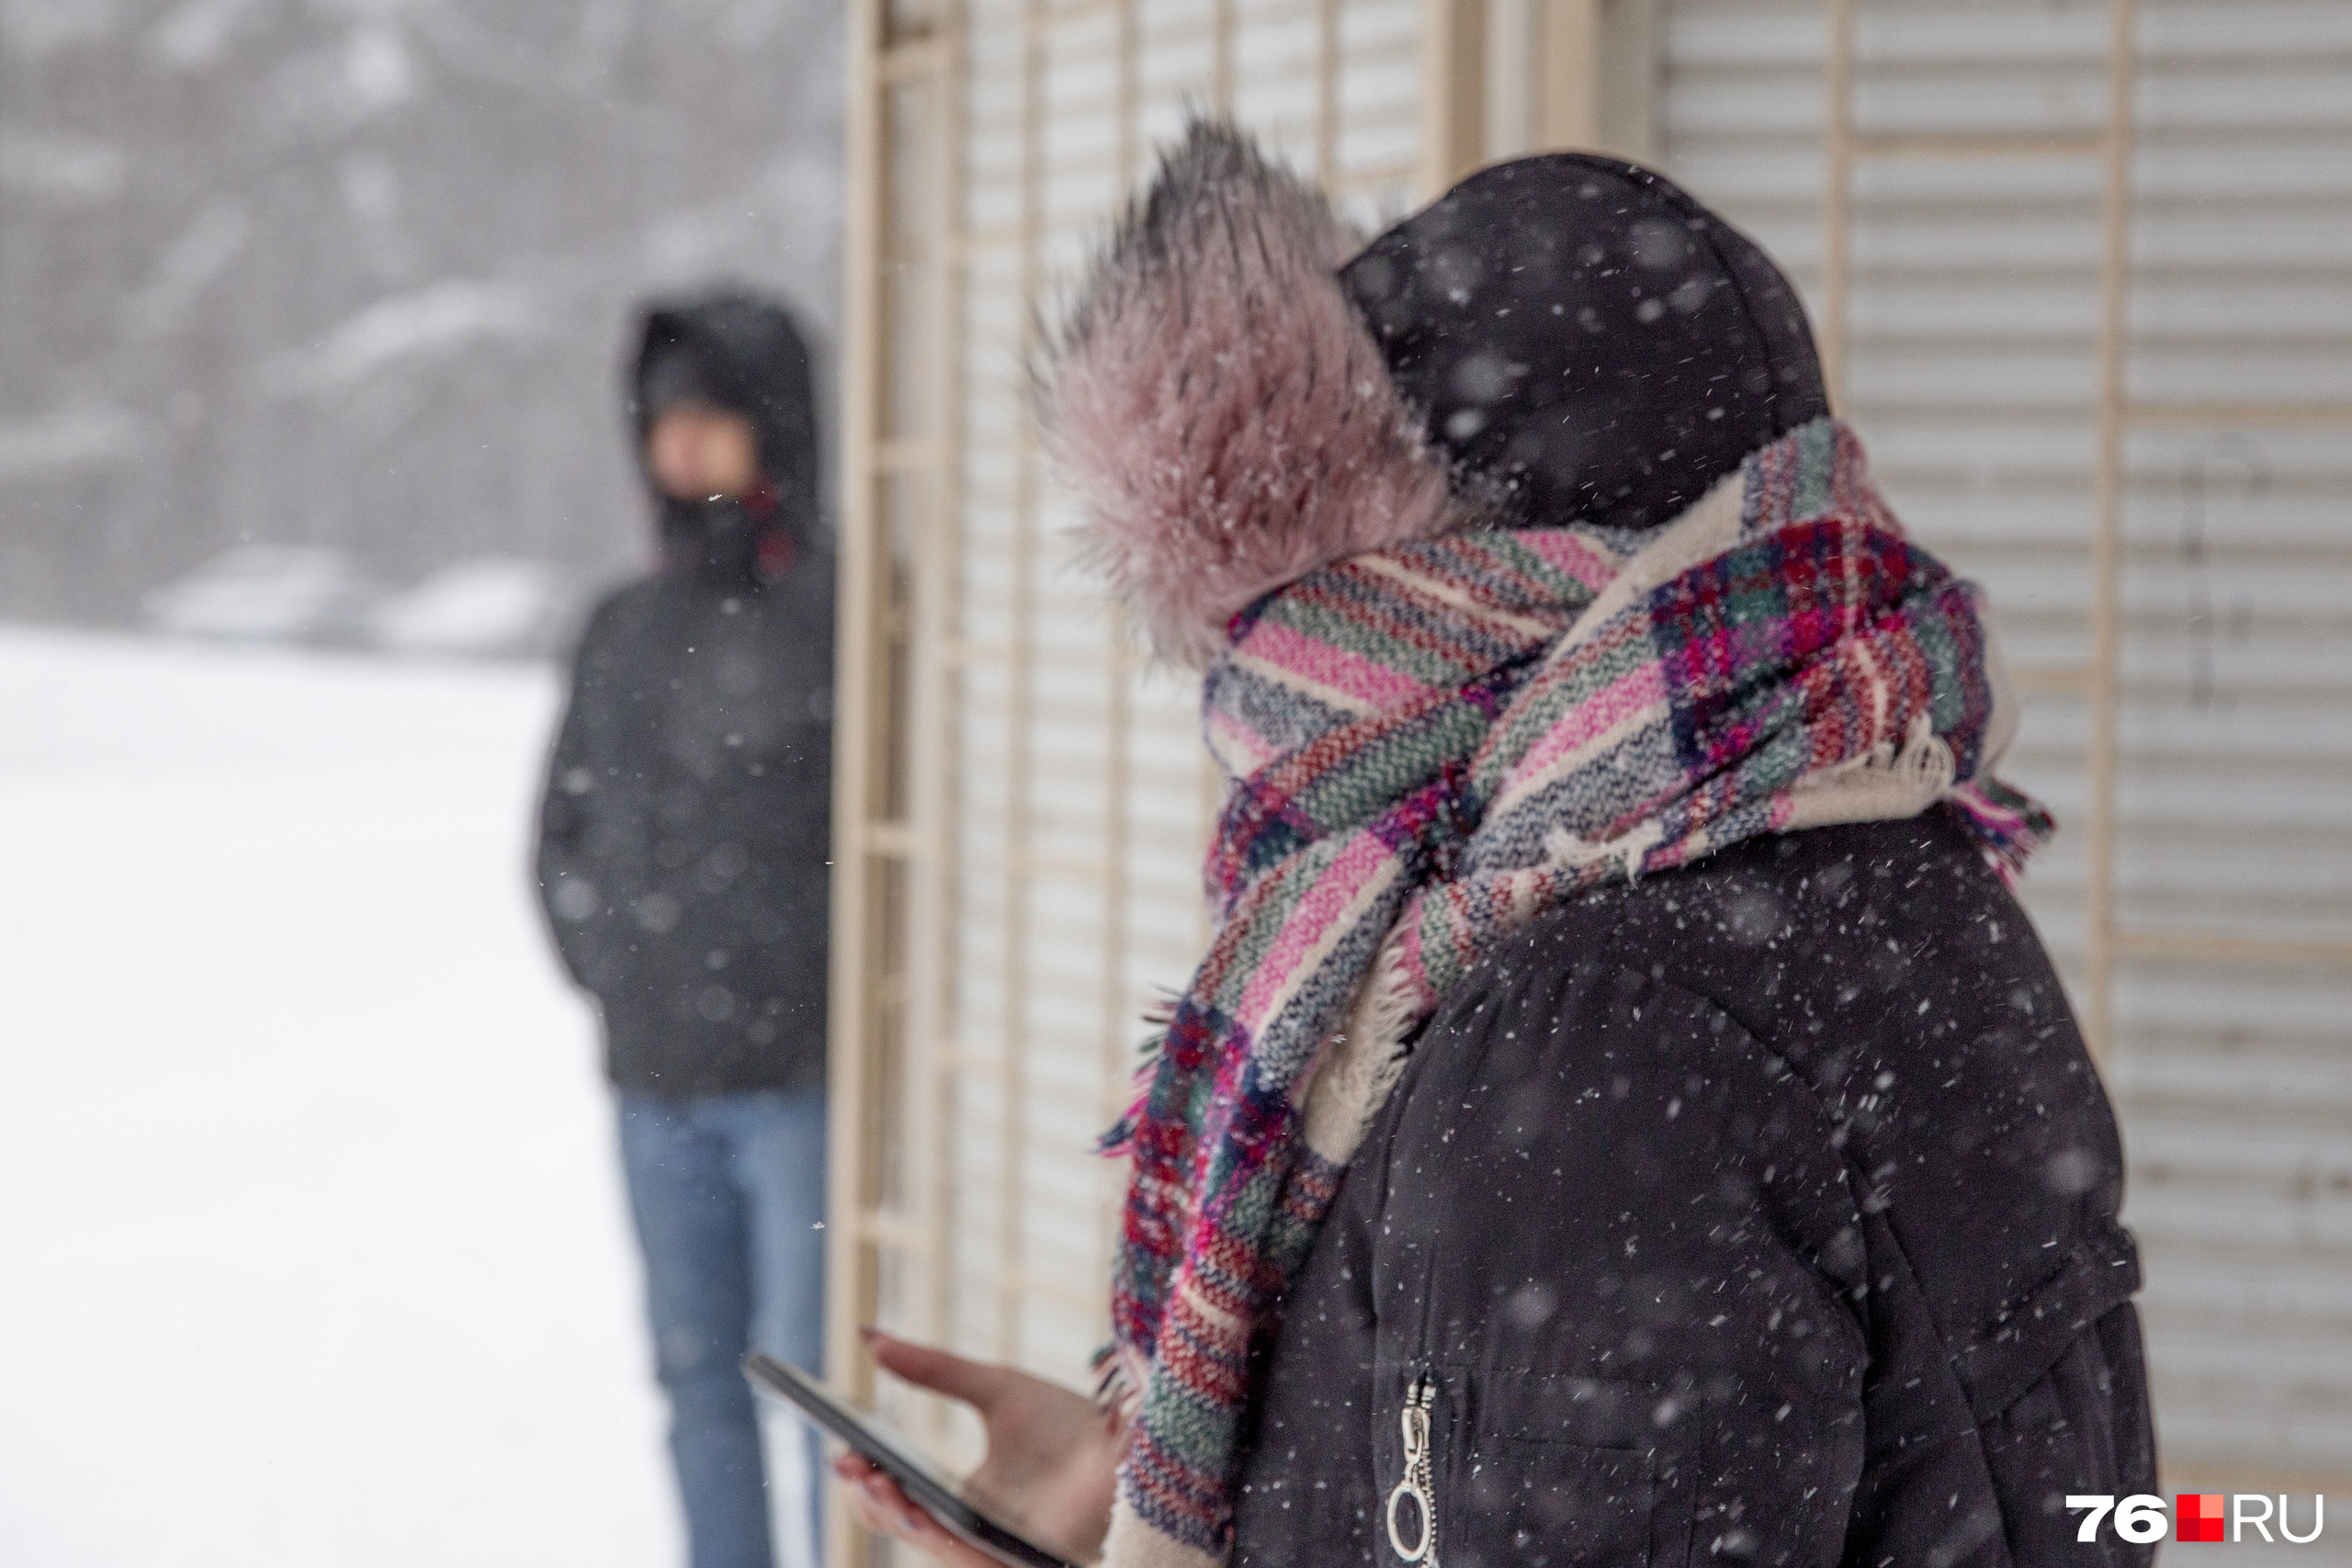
left=2177, top=1494, right=2226, bottom=1542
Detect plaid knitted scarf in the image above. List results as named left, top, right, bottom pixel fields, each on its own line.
left=1092, top=416, right=2051, bottom=1565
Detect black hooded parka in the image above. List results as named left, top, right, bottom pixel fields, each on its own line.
left=1228, top=158, right=2155, bottom=1568
left=535, top=294, right=834, bottom=1099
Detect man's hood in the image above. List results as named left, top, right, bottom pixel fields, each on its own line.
left=1032, top=120, right=1827, bottom=667
left=628, top=291, right=821, bottom=552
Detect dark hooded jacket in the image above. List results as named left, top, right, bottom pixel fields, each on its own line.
left=535, top=294, right=833, bottom=1098
left=1227, top=157, right=2154, bottom=1567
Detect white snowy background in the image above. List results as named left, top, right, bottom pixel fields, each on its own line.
left=0, top=4, right=847, bottom=1555
left=1, top=1, right=844, bottom=631
left=0, top=628, right=697, bottom=1565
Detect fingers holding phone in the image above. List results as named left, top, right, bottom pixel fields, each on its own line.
left=835, top=1453, right=1004, bottom=1568
left=861, top=1330, right=1121, bottom=1564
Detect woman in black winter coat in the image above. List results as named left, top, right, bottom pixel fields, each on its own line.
left=841, top=126, right=2155, bottom=1568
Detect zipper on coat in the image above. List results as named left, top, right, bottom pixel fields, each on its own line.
left=1385, top=1371, right=1439, bottom=1565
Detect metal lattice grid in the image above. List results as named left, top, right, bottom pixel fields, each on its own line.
left=829, top=0, right=1440, bottom=1557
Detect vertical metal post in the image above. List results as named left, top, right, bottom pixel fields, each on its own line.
left=1317, top=0, right=1343, bottom=178
left=1214, top=0, right=1237, bottom=112
left=921, top=0, right=974, bottom=1409
left=1420, top=0, right=1487, bottom=196
left=1534, top=0, right=1601, bottom=151
left=997, top=0, right=1047, bottom=1364
left=1097, top=0, right=1146, bottom=1326
left=2084, top=0, right=2139, bottom=1064
left=825, top=0, right=889, bottom=1562
left=1818, top=0, right=1855, bottom=410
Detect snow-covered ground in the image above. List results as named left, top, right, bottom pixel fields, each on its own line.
left=0, top=629, right=683, bottom=1565
left=8, top=626, right=2340, bottom=1567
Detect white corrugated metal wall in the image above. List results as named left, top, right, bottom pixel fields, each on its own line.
left=941, top=0, right=1429, bottom=1395
left=830, top=0, right=1435, bottom=1540
left=1657, top=0, right=2352, bottom=1517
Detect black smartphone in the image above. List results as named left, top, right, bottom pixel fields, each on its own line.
left=742, top=1352, right=1084, bottom=1568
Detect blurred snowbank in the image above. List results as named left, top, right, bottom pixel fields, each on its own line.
left=141, top=548, right=571, bottom=656
left=0, top=627, right=676, bottom=1566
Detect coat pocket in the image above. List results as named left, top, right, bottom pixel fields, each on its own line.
left=1375, top=1361, right=1688, bottom=1568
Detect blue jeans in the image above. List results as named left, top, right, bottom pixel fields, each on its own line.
left=618, top=1089, right=827, bottom=1568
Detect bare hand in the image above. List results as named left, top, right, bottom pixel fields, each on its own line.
left=835, top=1329, right=1122, bottom=1565
left=836, top=1453, right=1001, bottom=1568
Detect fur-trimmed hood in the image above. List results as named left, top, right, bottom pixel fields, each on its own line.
left=1033, top=121, right=1476, bottom=669
left=1034, top=123, right=1831, bottom=671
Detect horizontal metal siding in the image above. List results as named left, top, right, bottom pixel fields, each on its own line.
left=874, top=0, right=1433, bottom=1468
left=1663, top=0, right=2352, bottom=1516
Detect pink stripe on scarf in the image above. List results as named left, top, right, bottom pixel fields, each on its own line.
left=1519, top=528, right=1621, bottom=592
left=1505, top=659, right=1670, bottom=787
left=1233, top=831, right=1401, bottom=1027
left=1247, top=620, right=1438, bottom=711
left=1206, top=704, right=1278, bottom=774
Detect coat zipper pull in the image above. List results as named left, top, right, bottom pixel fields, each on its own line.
left=1385, top=1372, right=1439, bottom=1564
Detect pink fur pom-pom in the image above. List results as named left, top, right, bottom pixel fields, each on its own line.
left=1034, top=120, right=1476, bottom=668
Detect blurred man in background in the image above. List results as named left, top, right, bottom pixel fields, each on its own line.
left=535, top=291, right=833, bottom=1568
